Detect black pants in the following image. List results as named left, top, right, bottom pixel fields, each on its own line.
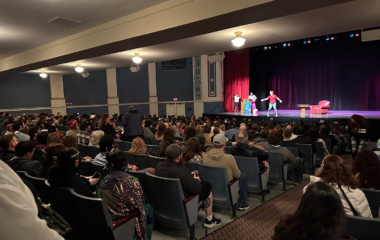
left=199, top=181, right=212, bottom=202
left=233, top=102, right=239, bottom=111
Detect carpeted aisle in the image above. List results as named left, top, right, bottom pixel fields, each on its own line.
left=201, top=180, right=310, bottom=240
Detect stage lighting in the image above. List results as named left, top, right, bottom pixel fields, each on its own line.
left=288, top=43, right=291, bottom=46
left=283, top=43, right=286, bottom=47
left=268, top=47, right=271, bottom=49
left=350, top=34, right=354, bottom=37
left=326, top=37, right=330, bottom=41
left=355, top=33, right=360, bottom=37
left=303, top=41, right=307, bottom=44
left=308, top=40, right=311, bottom=44
left=331, top=37, right=334, bottom=40
left=264, top=46, right=267, bottom=50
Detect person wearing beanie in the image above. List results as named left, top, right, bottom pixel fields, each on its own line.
left=155, top=143, right=222, bottom=229
left=65, top=120, right=80, bottom=138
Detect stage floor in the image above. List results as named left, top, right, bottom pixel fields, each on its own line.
left=208, top=110, right=380, bottom=120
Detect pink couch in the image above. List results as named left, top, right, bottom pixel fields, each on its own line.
left=309, top=100, right=330, bottom=114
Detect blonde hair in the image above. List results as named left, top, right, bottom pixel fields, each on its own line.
left=90, top=130, right=104, bottom=146
left=129, top=137, right=147, bottom=154
left=170, top=125, right=177, bottom=134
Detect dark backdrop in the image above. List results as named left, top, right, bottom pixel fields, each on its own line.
left=249, top=37, right=380, bottom=111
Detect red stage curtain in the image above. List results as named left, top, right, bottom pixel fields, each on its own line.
left=223, top=48, right=250, bottom=112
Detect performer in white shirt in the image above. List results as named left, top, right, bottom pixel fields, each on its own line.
left=248, top=92, right=257, bottom=112
left=232, top=93, right=240, bottom=112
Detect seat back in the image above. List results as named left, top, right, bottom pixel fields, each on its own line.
left=147, top=155, right=165, bottom=168
left=129, top=153, right=150, bottom=170
left=266, top=152, right=287, bottom=183
left=234, top=156, right=264, bottom=193
left=286, top=147, right=299, bottom=158
left=360, top=188, right=380, bottom=218
left=314, top=141, right=324, bottom=164
left=185, top=162, right=197, bottom=172
left=146, top=144, right=159, bottom=153
left=80, top=161, right=95, bottom=176
left=57, top=126, right=69, bottom=132
left=175, top=137, right=184, bottom=142
left=128, top=171, right=150, bottom=203
left=196, top=164, right=233, bottom=206
left=145, top=173, right=190, bottom=229
left=33, top=149, right=44, bottom=162
left=82, top=145, right=101, bottom=159
left=71, top=189, right=114, bottom=240
left=142, top=138, right=151, bottom=145
left=115, top=141, right=131, bottom=151
left=77, top=143, right=85, bottom=157
left=346, top=215, right=380, bottom=240
left=296, top=144, right=313, bottom=171
left=225, top=146, right=232, bottom=154
left=150, top=139, right=162, bottom=146
left=324, top=139, right=332, bottom=154
left=92, top=163, right=110, bottom=181
left=23, top=172, right=52, bottom=204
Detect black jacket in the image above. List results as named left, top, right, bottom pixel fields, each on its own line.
left=8, top=157, right=41, bottom=177
left=291, top=136, right=316, bottom=154
left=320, top=132, right=338, bottom=148
left=155, top=161, right=202, bottom=197
left=0, top=150, right=17, bottom=164
left=101, top=123, right=116, bottom=137
left=231, top=143, right=267, bottom=170
left=122, top=110, right=143, bottom=138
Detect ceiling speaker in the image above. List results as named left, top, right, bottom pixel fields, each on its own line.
left=130, top=65, right=140, bottom=72
left=208, top=52, right=225, bottom=63
left=81, top=71, right=90, bottom=78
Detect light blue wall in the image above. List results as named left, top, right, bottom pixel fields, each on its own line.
left=156, top=58, right=194, bottom=102
left=119, top=104, right=150, bottom=116
left=0, top=73, right=51, bottom=109
left=116, top=64, right=149, bottom=103
left=204, top=102, right=224, bottom=113
left=185, top=102, right=194, bottom=116
left=63, top=70, right=107, bottom=106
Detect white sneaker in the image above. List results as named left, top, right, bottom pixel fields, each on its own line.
left=276, top=114, right=278, bottom=117
left=267, top=112, right=269, bottom=117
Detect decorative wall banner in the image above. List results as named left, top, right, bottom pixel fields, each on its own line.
left=193, top=56, right=202, bottom=99
left=208, top=61, right=216, bottom=97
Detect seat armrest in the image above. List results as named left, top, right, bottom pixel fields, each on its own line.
left=184, top=194, right=198, bottom=203
left=282, top=160, right=289, bottom=166
left=259, top=167, right=268, bottom=175
left=229, top=178, right=239, bottom=186
left=184, top=195, right=199, bottom=226
left=111, top=209, right=140, bottom=230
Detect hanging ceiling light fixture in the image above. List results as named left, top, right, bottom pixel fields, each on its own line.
left=231, top=31, right=246, bottom=47
left=39, top=71, right=47, bottom=78
left=132, top=53, right=142, bottom=64
left=75, top=64, right=84, bottom=73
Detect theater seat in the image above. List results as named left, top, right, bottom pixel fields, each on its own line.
left=309, top=100, right=330, bottom=114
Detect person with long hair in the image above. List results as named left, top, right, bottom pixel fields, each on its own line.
left=273, top=182, right=351, bottom=240
left=170, top=125, right=181, bottom=138
left=304, top=155, right=372, bottom=217
left=48, top=148, right=99, bottom=197
left=129, top=137, right=155, bottom=156
left=184, top=128, right=197, bottom=142
left=38, top=143, right=65, bottom=178
left=182, top=137, right=203, bottom=164
left=352, top=150, right=380, bottom=190
left=47, top=133, right=61, bottom=146
left=96, top=149, right=149, bottom=240
left=156, top=138, right=177, bottom=158
left=155, top=124, right=166, bottom=140
left=98, top=114, right=115, bottom=137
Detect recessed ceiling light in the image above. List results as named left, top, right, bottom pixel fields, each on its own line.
left=39, top=71, right=47, bottom=78
left=75, top=64, right=84, bottom=73
left=231, top=31, right=246, bottom=47
left=132, top=53, right=142, bottom=64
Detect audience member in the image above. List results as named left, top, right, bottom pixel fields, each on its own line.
left=76, top=121, right=92, bottom=145
left=88, top=130, right=104, bottom=148
left=143, top=119, right=155, bottom=139
left=254, top=129, right=269, bottom=144
left=150, top=121, right=158, bottom=135
left=155, top=124, right=166, bottom=140
left=291, top=126, right=316, bottom=154
left=39, top=143, right=65, bottom=178
left=247, top=130, right=256, bottom=145
left=182, top=137, right=203, bottom=164
left=47, top=133, right=61, bottom=145
left=28, top=127, right=39, bottom=144
left=48, top=148, right=99, bottom=197
left=65, top=120, right=80, bottom=137
left=184, top=128, right=197, bottom=142
left=351, top=150, right=380, bottom=190
left=96, top=149, right=148, bottom=240
left=273, top=182, right=350, bottom=240
left=320, top=127, right=338, bottom=149
left=98, top=114, right=115, bottom=137
left=285, top=125, right=298, bottom=140
left=225, top=123, right=239, bottom=140
left=121, top=106, right=143, bottom=142
left=35, top=132, right=48, bottom=149
left=8, top=141, right=40, bottom=177
left=0, top=134, right=18, bottom=164
left=309, top=128, right=327, bottom=155
left=255, top=131, right=303, bottom=185
left=0, top=160, right=64, bottom=240
left=279, top=129, right=304, bottom=158
left=203, top=134, right=250, bottom=211
left=195, top=134, right=207, bottom=152
left=155, top=143, right=222, bottom=228
left=13, top=121, right=30, bottom=142
left=129, top=137, right=155, bottom=156
left=210, top=127, right=220, bottom=143
left=203, top=124, right=213, bottom=145
left=93, top=135, right=115, bottom=166
left=304, top=155, right=372, bottom=217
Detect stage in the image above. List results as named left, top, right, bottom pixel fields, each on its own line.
left=202, top=110, right=380, bottom=141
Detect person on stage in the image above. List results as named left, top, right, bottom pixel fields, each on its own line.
left=232, top=93, right=240, bottom=112
left=248, top=92, right=257, bottom=112
left=261, top=90, right=282, bottom=117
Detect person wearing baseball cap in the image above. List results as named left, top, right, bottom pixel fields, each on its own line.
left=202, top=133, right=250, bottom=211
left=65, top=120, right=81, bottom=138
left=155, top=143, right=222, bottom=228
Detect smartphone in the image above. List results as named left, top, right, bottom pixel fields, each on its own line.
left=92, top=172, right=101, bottom=179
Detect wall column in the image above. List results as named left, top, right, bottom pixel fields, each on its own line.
left=148, top=63, right=158, bottom=116
left=193, top=55, right=204, bottom=117
left=106, top=68, right=120, bottom=114
left=50, top=74, right=67, bottom=115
